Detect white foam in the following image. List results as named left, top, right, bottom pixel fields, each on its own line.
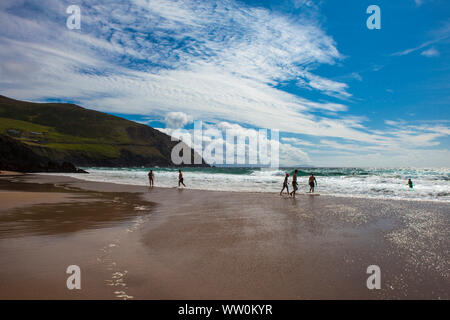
left=42, top=167, right=450, bottom=202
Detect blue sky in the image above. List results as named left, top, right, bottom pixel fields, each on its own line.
left=0, top=0, right=449, bottom=166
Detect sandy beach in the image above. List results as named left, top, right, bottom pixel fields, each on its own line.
left=0, top=173, right=448, bottom=300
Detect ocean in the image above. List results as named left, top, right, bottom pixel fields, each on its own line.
left=44, top=167, right=450, bottom=202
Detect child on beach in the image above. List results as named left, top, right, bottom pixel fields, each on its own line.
left=178, top=170, right=186, bottom=187
left=408, top=178, right=413, bottom=188
left=280, top=173, right=290, bottom=196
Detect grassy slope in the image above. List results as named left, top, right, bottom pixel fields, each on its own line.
left=0, top=95, right=201, bottom=167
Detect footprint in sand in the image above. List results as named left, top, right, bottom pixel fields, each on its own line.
left=114, top=291, right=134, bottom=300
left=97, top=209, right=152, bottom=299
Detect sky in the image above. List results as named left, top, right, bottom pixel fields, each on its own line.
left=0, top=0, right=449, bottom=167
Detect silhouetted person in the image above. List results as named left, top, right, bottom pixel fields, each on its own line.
left=178, top=170, right=186, bottom=187
left=408, top=178, right=413, bottom=189
left=308, top=173, right=317, bottom=193
left=280, top=173, right=290, bottom=196
left=148, top=169, right=154, bottom=187
left=290, top=169, right=298, bottom=198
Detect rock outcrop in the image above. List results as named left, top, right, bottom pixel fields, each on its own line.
left=0, top=134, right=87, bottom=173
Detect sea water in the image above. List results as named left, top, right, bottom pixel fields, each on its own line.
left=43, top=167, right=450, bottom=202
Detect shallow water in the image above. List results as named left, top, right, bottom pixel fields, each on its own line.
left=44, top=167, right=450, bottom=202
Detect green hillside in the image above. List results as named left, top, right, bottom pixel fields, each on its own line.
left=0, top=95, right=207, bottom=167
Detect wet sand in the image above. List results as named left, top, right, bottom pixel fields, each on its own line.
left=0, top=171, right=24, bottom=176
left=0, top=174, right=448, bottom=299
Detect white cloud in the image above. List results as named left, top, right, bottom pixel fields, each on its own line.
left=313, top=149, right=450, bottom=167
left=281, top=137, right=315, bottom=146
left=0, top=0, right=368, bottom=144
left=298, top=71, right=351, bottom=98
left=165, top=112, right=193, bottom=129
left=158, top=121, right=311, bottom=166
left=385, top=120, right=405, bottom=126
left=421, top=47, right=440, bottom=57
left=278, top=142, right=310, bottom=166
left=350, top=72, right=362, bottom=81
left=310, top=119, right=450, bottom=167
left=0, top=0, right=448, bottom=167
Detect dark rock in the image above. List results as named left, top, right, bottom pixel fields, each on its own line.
left=0, top=134, right=88, bottom=173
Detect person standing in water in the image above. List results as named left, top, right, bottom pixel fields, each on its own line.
left=280, top=173, right=290, bottom=196
left=290, top=169, right=298, bottom=198
left=408, top=178, right=413, bottom=189
left=148, top=169, right=154, bottom=187
left=308, top=173, right=317, bottom=193
left=178, top=169, right=186, bottom=187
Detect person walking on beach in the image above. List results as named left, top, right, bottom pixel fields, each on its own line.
left=408, top=178, right=413, bottom=189
left=178, top=170, right=186, bottom=187
left=280, top=173, right=290, bottom=196
left=290, top=169, right=298, bottom=198
left=308, top=173, right=317, bottom=193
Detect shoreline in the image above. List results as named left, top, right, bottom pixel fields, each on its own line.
left=32, top=171, right=450, bottom=204
left=0, top=174, right=448, bottom=299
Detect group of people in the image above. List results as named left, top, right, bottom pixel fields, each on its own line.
left=147, top=168, right=319, bottom=195
left=147, top=169, right=414, bottom=194
left=147, top=169, right=186, bottom=188
left=280, top=170, right=317, bottom=198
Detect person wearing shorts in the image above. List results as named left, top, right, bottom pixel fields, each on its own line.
left=308, top=173, right=317, bottom=193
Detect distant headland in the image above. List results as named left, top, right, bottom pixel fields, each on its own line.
left=0, top=95, right=208, bottom=173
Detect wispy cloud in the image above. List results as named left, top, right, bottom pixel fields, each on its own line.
left=391, top=21, right=450, bottom=56
left=0, top=0, right=357, bottom=138
left=281, top=137, right=315, bottom=146
left=0, top=0, right=448, bottom=167
left=297, top=71, right=351, bottom=99
left=391, top=39, right=440, bottom=56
